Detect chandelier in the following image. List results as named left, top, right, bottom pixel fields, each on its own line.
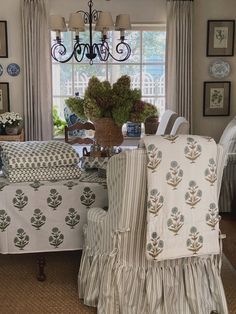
left=50, top=0, right=132, bottom=64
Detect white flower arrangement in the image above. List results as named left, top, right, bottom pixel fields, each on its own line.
left=0, top=112, right=23, bottom=127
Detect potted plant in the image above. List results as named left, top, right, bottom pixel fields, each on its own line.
left=0, top=112, right=23, bottom=135
left=65, top=75, right=158, bottom=146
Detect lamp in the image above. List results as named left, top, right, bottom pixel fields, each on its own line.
left=50, top=0, right=132, bottom=64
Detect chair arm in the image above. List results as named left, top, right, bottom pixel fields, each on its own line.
left=87, top=207, right=107, bottom=224
left=86, top=207, right=108, bottom=253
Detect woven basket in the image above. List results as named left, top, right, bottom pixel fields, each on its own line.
left=144, top=116, right=159, bottom=135
left=94, top=117, right=124, bottom=147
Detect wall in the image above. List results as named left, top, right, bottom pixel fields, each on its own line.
left=49, top=0, right=166, bottom=24
left=193, top=0, right=236, bottom=142
left=0, top=0, right=23, bottom=115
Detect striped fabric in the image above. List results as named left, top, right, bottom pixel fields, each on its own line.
left=78, top=148, right=228, bottom=314
left=218, top=117, right=236, bottom=212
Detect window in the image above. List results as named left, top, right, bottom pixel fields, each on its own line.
left=51, top=25, right=166, bottom=136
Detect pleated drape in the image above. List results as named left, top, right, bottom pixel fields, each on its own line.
left=21, top=0, right=52, bottom=141
left=165, top=0, right=193, bottom=131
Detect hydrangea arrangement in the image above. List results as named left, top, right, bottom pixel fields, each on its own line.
left=0, top=112, right=23, bottom=127
left=65, top=75, right=158, bottom=127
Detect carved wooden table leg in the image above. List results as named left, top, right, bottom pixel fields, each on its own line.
left=37, top=255, right=46, bottom=281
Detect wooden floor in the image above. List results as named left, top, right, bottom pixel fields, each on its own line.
left=220, top=213, right=236, bottom=270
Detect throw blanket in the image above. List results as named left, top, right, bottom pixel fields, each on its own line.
left=144, top=135, right=220, bottom=261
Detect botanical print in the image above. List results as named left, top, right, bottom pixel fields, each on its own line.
left=49, top=227, right=64, bottom=248
left=166, top=161, right=183, bottom=189
left=213, top=27, right=228, bottom=48
left=147, top=189, right=164, bottom=216
left=63, top=181, right=78, bottom=190
left=147, top=232, right=164, bottom=259
left=184, top=137, right=202, bottom=163
left=14, top=228, right=29, bottom=250
left=205, top=158, right=217, bottom=186
left=0, top=209, right=11, bottom=232
left=47, top=189, right=62, bottom=210
left=80, top=187, right=96, bottom=208
left=167, top=207, right=184, bottom=235
left=13, top=189, right=28, bottom=211
left=31, top=209, right=46, bottom=230
left=163, top=135, right=179, bottom=143
left=29, top=181, right=44, bottom=191
left=147, top=144, right=162, bottom=172
left=206, top=203, right=220, bottom=230
left=65, top=208, right=80, bottom=229
left=210, top=88, right=224, bottom=109
left=185, top=181, right=202, bottom=208
left=187, top=226, right=203, bottom=255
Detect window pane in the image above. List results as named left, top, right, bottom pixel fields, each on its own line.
left=52, top=64, right=73, bottom=96
left=109, top=31, right=141, bottom=63
left=53, top=97, right=67, bottom=120
left=108, top=64, right=141, bottom=89
left=142, top=97, right=165, bottom=117
left=142, top=65, right=165, bottom=96
left=73, top=64, right=107, bottom=96
left=142, top=31, right=166, bottom=63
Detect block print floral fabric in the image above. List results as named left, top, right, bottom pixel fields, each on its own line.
left=144, top=135, right=220, bottom=261
left=0, top=174, right=107, bottom=253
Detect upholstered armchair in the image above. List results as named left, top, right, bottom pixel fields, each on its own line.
left=79, top=138, right=227, bottom=314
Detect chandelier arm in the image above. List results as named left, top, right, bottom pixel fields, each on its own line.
left=94, top=42, right=110, bottom=62
left=91, top=9, right=100, bottom=22
left=51, top=41, right=74, bottom=63
left=74, top=43, right=89, bottom=63
left=77, top=10, right=90, bottom=24
left=108, top=41, right=132, bottom=62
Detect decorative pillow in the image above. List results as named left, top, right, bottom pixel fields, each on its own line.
left=0, top=141, right=80, bottom=170
left=2, top=165, right=81, bottom=183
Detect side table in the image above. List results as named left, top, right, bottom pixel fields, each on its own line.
left=0, top=129, right=24, bottom=142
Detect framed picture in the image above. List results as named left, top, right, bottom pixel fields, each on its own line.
left=0, top=83, right=10, bottom=114
left=0, top=21, right=8, bottom=58
left=203, top=81, right=231, bottom=116
left=207, top=20, right=235, bottom=56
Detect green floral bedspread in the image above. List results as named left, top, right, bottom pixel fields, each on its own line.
left=0, top=171, right=107, bottom=254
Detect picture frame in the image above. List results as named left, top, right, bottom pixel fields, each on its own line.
left=0, top=83, right=10, bottom=114
left=203, top=81, right=230, bottom=116
left=207, top=20, right=235, bottom=56
left=0, top=21, right=8, bottom=58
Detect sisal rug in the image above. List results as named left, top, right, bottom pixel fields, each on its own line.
left=0, top=251, right=235, bottom=314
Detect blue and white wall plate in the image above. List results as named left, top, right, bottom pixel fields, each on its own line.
left=7, top=63, right=20, bottom=76
left=209, top=60, right=231, bottom=79
left=0, top=65, right=3, bottom=76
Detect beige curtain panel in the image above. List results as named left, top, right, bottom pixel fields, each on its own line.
left=166, top=0, right=193, bottom=129
left=21, top=0, right=52, bottom=141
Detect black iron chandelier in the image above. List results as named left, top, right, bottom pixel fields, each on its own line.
left=50, top=0, right=132, bottom=64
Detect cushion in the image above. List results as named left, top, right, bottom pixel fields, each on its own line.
left=2, top=165, right=81, bottom=183
left=0, top=141, right=80, bottom=170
